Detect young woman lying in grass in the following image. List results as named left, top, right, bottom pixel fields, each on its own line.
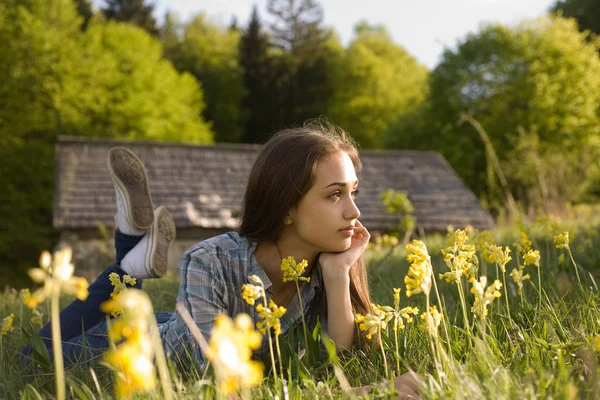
left=19, top=121, right=422, bottom=398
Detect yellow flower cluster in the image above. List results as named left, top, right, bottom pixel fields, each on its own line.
left=510, top=266, right=531, bottom=295
left=440, top=229, right=478, bottom=283
left=242, top=275, right=287, bottom=336
left=1, top=313, right=15, bottom=336
left=470, top=276, right=502, bottom=319
left=355, top=303, right=390, bottom=340
left=24, top=248, right=89, bottom=308
left=405, top=240, right=432, bottom=297
left=241, top=282, right=263, bottom=306
left=256, top=300, right=287, bottom=336
left=280, top=256, right=310, bottom=283
left=514, top=231, right=532, bottom=256
left=368, top=234, right=400, bottom=251
left=472, top=230, right=496, bottom=263
left=486, top=245, right=513, bottom=272
left=101, top=289, right=156, bottom=398
left=390, top=288, right=419, bottom=331
left=419, top=306, right=443, bottom=336
left=523, top=249, right=541, bottom=268
left=207, top=314, right=263, bottom=395
left=554, top=231, right=570, bottom=249
left=108, top=273, right=138, bottom=317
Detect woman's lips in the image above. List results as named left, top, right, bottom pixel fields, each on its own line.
left=338, top=228, right=354, bottom=237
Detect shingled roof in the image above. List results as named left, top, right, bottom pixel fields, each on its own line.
left=54, top=136, right=494, bottom=232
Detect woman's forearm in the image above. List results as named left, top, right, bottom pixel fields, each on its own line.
left=323, top=273, right=355, bottom=350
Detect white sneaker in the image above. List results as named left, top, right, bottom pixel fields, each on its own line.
left=107, top=147, right=154, bottom=235
left=120, top=207, right=176, bottom=279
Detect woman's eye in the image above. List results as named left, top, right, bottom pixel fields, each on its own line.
left=352, top=189, right=360, bottom=199
left=330, top=191, right=341, bottom=199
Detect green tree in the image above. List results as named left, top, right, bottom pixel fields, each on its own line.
left=101, top=0, right=158, bottom=36
left=73, top=0, right=93, bottom=30
left=0, top=0, right=212, bottom=285
left=330, top=22, right=428, bottom=148
left=551, top=0, right=600, bottom=36
left=85, top=20, right=213, bottom=142
left=394, top=16, right=600, bottom=213
left=239, top=6, right=276, bottom=143
left=266, top=0, right=342, bottom=131
left=166, top=13, right=245, bottom=142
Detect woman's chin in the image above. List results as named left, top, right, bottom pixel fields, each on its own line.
left=327, top=238, right=353, bottom=253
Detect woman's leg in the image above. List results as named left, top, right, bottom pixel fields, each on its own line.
left=21, top=148, right=175, bottom=358
left=37, top=230, right=144, bottom=347
left=50, top=312, right=174, bottom=369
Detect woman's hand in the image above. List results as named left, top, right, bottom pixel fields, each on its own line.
left=353, top=371, right=424, bottom=399
left=319, top=220, right=370, bottom=280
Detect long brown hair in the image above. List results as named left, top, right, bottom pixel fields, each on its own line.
left=238, top=120, right=372, bottom=319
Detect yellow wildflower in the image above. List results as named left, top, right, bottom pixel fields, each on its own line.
left=1, top=313, right=15, bottom=336
left=393, top=288, right=401, bottom=308
left=105, top=338, right=156, bottom=398
left=355, top=303, right=389, bottom=340
left=207, top=314, right=263, bottom=396
left=554, top=232, right=570, bottom=249
left=390, top=288, right=419, bottom=331
left=510, top=266, right=531, bottom=295
left=280, top=256, right=310, bottom=283
left=108, top=273, right=138, bottom=317
left=30, top=309, right=43, bottom=327
left=514, top=231, right=532, bottom=256
left=487, top=245, right=512, bottom=272
left=440, top=229, right=478, bottom=283
left=24, top=247, right=89, bottom=309
left=470, top=276, right=502, bottom=319
left=405, top=240, right=432, bottom=297
left=101, top=289, right=157, bottom=398
left=255, top=300, right=287, bottom=335
left=241, top=282, right=263, bottom=306
left=523, top=249, right=541, bottom=268
left=418, top=306, right=443, bottom=336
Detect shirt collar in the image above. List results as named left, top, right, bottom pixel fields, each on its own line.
left=245, top=238, right=324, bottom=293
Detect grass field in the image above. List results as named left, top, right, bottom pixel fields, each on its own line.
left=1, top=216, right=599, bottom=399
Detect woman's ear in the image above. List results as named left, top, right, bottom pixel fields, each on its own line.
left=284, top=208, right=296, bottom=225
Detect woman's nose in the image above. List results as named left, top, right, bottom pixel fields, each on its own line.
left=344, top=199, right=360, bottom=220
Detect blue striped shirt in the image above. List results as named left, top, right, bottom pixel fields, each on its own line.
left=158, top=231, right=326, bottom=368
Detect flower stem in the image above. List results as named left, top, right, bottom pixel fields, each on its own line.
left=378, top=329, right=389, bottom=379
left=274, top=334, right=285, bottom=385
left=149, top=316, right=173, bottom=400
left=432, top=275, right=453, bottom=362
left=393, top=324, right=400, bottom=376
left=425, top=295, right=438, bottom=373
left=51, top=288, right=65, bottom=400
left=260, top=286, right=278, bottom=387
left=537, top=266, right=542, bottom=309
left=295, top=280, right=310, bottom=360
left=501, top=268, right=512, bottom=325
left=566, top=247, right=582, bottom=286
left=456, top=280, right=471, bottom=339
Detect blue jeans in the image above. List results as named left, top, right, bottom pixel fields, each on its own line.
left=20, top=230, right=173, bottom=367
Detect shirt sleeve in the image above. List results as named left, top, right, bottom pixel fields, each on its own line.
left=162, top=247, right=229, bottom=371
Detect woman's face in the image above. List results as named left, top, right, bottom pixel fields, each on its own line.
left=289, top=151, right=361, bottom=253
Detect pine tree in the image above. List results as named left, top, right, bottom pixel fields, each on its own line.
left=266, top=0, right=337, bottom=127
left=267, top=0, right=324, bottom=55
left=239, top=5, right=277, bottom=143
left=102, top=0, right=159, bottom=36
left=73, top=0, right=93, bottom=30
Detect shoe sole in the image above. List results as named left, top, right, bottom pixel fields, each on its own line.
left=107, top=147, right=154, bottom=230
left=145, top=206, right=176, bottom=278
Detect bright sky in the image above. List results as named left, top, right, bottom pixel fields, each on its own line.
left=93, top=0, right=557, bottom=68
